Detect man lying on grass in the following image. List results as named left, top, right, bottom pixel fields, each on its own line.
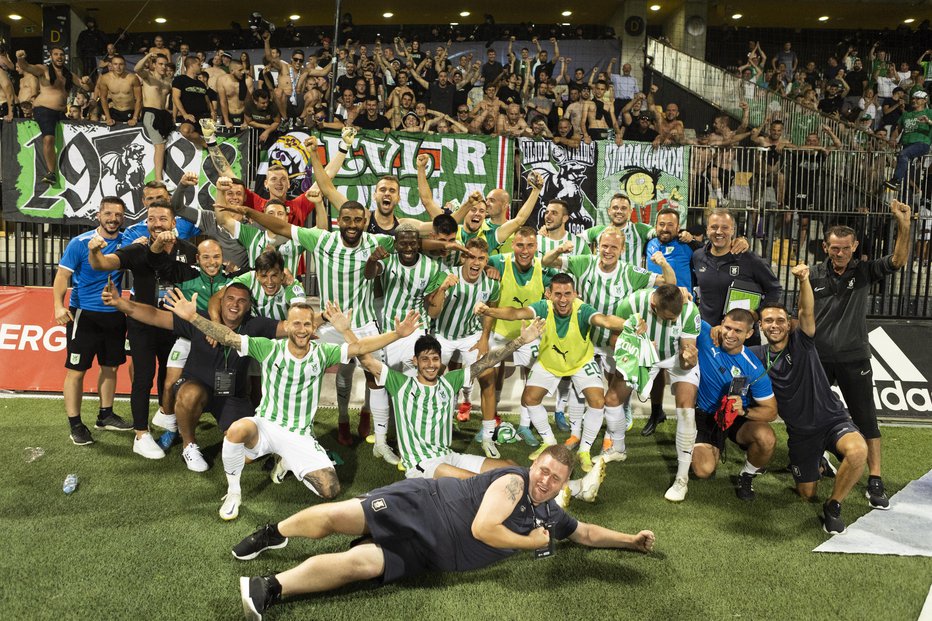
left=235, top=444, right=655, bottom=620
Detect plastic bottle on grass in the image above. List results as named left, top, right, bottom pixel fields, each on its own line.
left=63, top=474, right=79, bottom=494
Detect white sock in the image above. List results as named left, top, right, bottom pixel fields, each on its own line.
left=221, top=438, right=245, bottom=495
left=461, top=385, right=471, bottom=404
left=519, top=405, right=531, bottom=428
left=370, top=387, right=390, bottom=444
left=335, top=364, right=354, bottom=423
left=567, top=389, right=585, bottom=434
left=556, top=380, right=570, bottom=413
left=482, top=419, right=496, bottom=440
left=604, top=405, right=625, bottom=452
left=579, top=407, right=604, bottom=452
left=675, top=408, right=697, bottom=480
left=741, top=459, right=760, bottom=476
left=527, top=404, right=556, bottom=444
left=157, top=408, right=178, bottom=431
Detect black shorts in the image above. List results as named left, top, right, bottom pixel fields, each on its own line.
left=109, top=108, right=133, bottom=122
left=179, top=114, right=208, bottom=134
left=65, top=308, right=127, bottom=371
left=788, top=419, right=861, bottom=484
left=174, top=376, right=254, bottom=431
left=695, top=408, right=751, bottom=452
left=34, top=106, right=65, bottom=137
left=821, top=359, right=879, bottom=439
left=360, top=479, right=457, bottom=583
left=228, top=113, right=244, bottom=126
left=0, top=102, right=8, bottom=118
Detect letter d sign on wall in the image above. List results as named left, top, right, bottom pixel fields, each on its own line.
left=42, top=5, right=71, bottom=62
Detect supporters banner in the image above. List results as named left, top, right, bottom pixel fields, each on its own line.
left=0, top=286, right=133, bottom=394
left=257, top=129, right=515, bottom=221
left=1, top=120, right=250, bottom=224
left=517, top=138, right=598, bottom=234
left=596, top=141, right=690, bottom=226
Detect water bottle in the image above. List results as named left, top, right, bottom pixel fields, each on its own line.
left=63, top=473, right=79, bottom=494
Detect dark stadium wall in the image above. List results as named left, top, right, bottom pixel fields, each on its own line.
left=645, top=68, right=723, bottom=136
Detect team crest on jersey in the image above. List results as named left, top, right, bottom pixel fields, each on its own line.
left=847, top=279, right=854, bottom=289
left=414, top=277, right=428, bottom=290
left=730, top=365, right=742, bottom=377
left=371, top=498, right=387, bottom=511
left=664, top=246, right=674, bottom=255
left=729, top=266, right=739, bottom=277
left=611, top=284, right=626, bottom=297
left=671, top=327, right=680, bottom=337
left=699, top=266, right=707, bottom=273
left=306, top=358, right=322, bottom=376
left=479, top=291, right=491, bottom=302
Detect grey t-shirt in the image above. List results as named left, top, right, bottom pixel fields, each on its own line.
left=175, top=202, right=250, bottom=270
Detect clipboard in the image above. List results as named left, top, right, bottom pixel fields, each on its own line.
left=724, top=284, right=763, bottom=314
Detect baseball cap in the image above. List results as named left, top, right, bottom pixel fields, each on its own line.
left=638, top=112, right=651, bottom=120
left=914, top=90, right=929, bottom=99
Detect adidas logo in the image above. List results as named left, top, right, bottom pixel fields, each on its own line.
left=833, top=327, right=931, bottom=414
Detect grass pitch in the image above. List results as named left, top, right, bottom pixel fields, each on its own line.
left=2, top=397, right=931, bottom=621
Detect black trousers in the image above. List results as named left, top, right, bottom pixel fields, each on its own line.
left=821, top=358, right=880, bottom=439
left=126, top=317, right=175, bottom=431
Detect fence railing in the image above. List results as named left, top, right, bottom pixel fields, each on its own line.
left=646, top=37, right=890, bottom=152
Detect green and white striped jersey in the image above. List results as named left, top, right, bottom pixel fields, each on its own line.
left=379, top=254, right=446, bottom=330
left=379, top=365, right=468, bottom=469
left=584, top=222, right=655, bottom=267
left=234, top=221, right=303, bottom=274
left=292, top=226, right=394, bottom=329
left=241, top=336, right=348, bottom=435
left=536, top=231, right=592, bottom=258
left=614, top=288, right=701, bottom=360
left=563, top=255, right=656, bottom=347
left=432, top=267, right=501, bottom=340
left=232, top=271, right=305, bottom=320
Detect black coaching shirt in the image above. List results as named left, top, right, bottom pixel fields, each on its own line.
left=173, top=312, right=278, bottom=398
left=810, top=256, right=897, bottom=363
left=691, top=244, right=783, bottom=324
left=750, top=330, right=851, bottom=435
left=115, top=240, right=197, bottom=307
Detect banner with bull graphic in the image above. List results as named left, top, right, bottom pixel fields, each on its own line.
left=255, top=129, right=515, bottom=221
left=1, top=119, right=250, bottom=224
left=516, top=138, right=598, bottom=235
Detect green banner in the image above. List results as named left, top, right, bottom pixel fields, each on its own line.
left=596, top=141, right=690, bottom=226
left=1, top=119, right=248, bottom=224
left=259, top=129, right=515, bottom=221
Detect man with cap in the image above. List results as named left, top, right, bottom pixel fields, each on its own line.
left=886, top=90, right=931, bottom=192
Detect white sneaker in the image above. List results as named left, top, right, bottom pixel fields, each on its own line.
left=482, top=439, right=501, bottom=459
left=152, top=409, right=178, bottom=432
left=664, top=477, right=689, bottom=502
left=578, top=456, right=607, bottom=502
left=219, top=493, right=241, bottom=521
left=555, top=486, right=571, bottom=508
left=373, top=443, right=400, bottom=465
left=600, top=438, right=628, bottom=463
left=182, top=443, right=209, bottom=472
left=133, top=433, right=166, bottom=460
left=270, top=455, right=288, bottom=484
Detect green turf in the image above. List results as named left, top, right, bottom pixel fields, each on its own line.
left=2, top=397, right=931, bottom=620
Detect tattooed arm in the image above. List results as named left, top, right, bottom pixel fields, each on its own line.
left=469, top=318, right=544, bottom=378
left=162, top=288, right=242, bottom=348
left=471, top=473, right=550, bottom=550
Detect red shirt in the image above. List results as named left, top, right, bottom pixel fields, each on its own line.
left=244, top=189, right=316, bottom=227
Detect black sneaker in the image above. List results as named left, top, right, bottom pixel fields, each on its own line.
left=70, top=423, right=94, bottom=446
left=232, top=524, right=289, bottom=561
left=95, top=412, right=133, bottom=431
left=735, top=473, right=756, bottom=501
left=822, top=500, right=846, bottom=535
left=865, top=477, right=890, bottom=510
left=641, top=410, right=667, bottom=436
left=240, top=576, right=280, bottom=621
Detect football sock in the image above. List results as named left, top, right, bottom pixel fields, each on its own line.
left=741, top=459, right=760, bottom=476
left=579, top=407, right=605, bottom=452
left=675, top=408, right=697, bottom=480
left=69, top=416, right=84, bottom=429
left=370, top=387, right=390, bottom=444
left=222, top=438, right=245, bottom=495
left=527, top=404, right=556, bottom=444
left=482, top=419, right=496, bottom=440
left=519, top=405, right=531, bottom=428
left=98, top=406, right=114, bottom=420
left=604, top=405, right=625, bottom=451
left=335, top=364, right=354, bottom=424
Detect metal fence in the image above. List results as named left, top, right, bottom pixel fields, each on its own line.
left=646, top=37, right=890, bottom=152
left=3, top=141, right=930, bottom=318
